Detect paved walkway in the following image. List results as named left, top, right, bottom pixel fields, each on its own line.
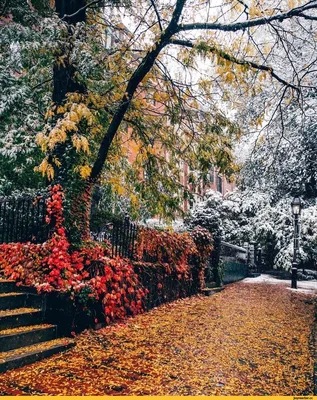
left=0, top=279, right=315, bottom=395
left=244, top=274, right=317, bottom=295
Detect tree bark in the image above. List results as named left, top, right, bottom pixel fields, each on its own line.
left=52, top=0, right=91, bottom=244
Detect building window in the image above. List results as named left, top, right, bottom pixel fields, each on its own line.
left=217, top=175, right=223, bottom=193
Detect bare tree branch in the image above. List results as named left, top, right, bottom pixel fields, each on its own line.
left=61, top=0, right=104, bottom=20
left=169, top=39, right=299, bottom=90
left=149, top=0, right=163, bottom=31
left=31, top=77, right=53, bottom=91
left=299, top=12, right=317, bottom=20
left=176, top=1, right=317, bottom=33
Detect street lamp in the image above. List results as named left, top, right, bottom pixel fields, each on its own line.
left=291, top=197, right=302, bottom=289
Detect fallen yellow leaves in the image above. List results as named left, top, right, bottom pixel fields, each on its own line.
left=0, top=324, right=53, bottom=336
left=0, top=293, right=22, bottom=297
left=0, top=282, right=315, bottom=395
left=0, top=339, right=74, bottom=363
left=0, top=308, right=39, bottom=317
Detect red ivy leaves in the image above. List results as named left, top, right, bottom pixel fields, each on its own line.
left=135, top=227, right=213, bottom=291
left=0, top=186, right=213, bottom=325
left=0, top=185, right=146, bottom=323
left=45, top=184, right=65, bottom=231
left=135, top=228, right=197, bottom=278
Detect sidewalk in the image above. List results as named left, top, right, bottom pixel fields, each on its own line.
left=243, top=273, right=317, bottom=295
left=0, top=279, right=315, bottom=395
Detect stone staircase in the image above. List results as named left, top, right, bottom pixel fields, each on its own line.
left=0, top=280, right=75, bottom=373
left=202, top=281, right=225, bottom=296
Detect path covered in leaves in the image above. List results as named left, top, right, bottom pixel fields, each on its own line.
left=0, top=282, right=315, bottom=395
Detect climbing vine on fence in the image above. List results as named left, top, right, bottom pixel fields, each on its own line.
left=0, top=185, right=213, bottom=326
left=133, top=226, right=214, bottom=307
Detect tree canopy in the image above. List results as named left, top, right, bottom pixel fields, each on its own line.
left=1, top=0, right=317, bottom=237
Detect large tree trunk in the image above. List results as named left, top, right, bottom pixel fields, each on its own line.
left=64, top=178, right=94, bottom=244
left=52, top=0, right=92, bottom=244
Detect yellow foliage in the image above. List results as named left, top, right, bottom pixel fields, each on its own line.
left=153, top=92, right=162, bottom=102
left=258, top=71, right=267, bottom=82
left=67, top=93, right=84, bottom=103
left=108, top=175, right=126, bottom=196
left=263, top=44, right=271, bottom=55
left=39, top=96, right=98, bottom=161
left=44, top=109, right=54, bottom=120
left=251, top=114, right=265, bottom=128
left=244, top=44, right=256, bottom=57
left=91, top=125, right=102, bottom=136
left=68, top=111, right=80, bottom=123
left=46, top=164, right=55, bottom=181
left=57, top=105, right=66, bottom=114
left=79, top=165, right=92, bottom=179
left=34, top=158, right=54, bottom=180
left=52, top=157, right=62, bottom=167
left=257, top=135, right=265, bottom=146
left=48, top=127, right=67, bottom=150
left=225, top=72, right=235, bottom=83
left=60, top=119, right=78, bottom=133
left=72, top=135, right=90, bottom=153
left=288, top=0, right=296, bottom=8
left=249, top=5, right=262, bottom=18
left=130, top=193, right=139, bottom=208
left=36, top=132, right=48, bottom=152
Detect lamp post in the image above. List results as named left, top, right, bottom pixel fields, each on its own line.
left=291, top=197, right=302, bottom=289
left=257, top=244, right=262, bottom=273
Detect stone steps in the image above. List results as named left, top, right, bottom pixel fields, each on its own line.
left=0, top=280, right=75, bottom=373
left=202, top=286, right=225, bottom=296
left=205, top=281, right=218, bottom=289
left=0, top=292, right=43, bottom=310
left=0, top=308, right=44, bottom=330
left=0, top=280, right=19, bottom=294
left=0, top=324, right=57, bottom=352
left=0, top=338, right=75, bottom=373
left=0, top=280, right=37, bottom=294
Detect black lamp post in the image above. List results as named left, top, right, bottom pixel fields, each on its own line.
left=257, top=244, right=262, bottom=273
left=291, top=197, right=302, bottom=289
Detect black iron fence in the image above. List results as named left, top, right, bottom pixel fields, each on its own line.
left=219, top=242, right=249, bottom=284
left=220, top=241, right=248, bottom=264
left=91, top=216, right=139, bottom=259
left=0, top=196, right=49, bottom=244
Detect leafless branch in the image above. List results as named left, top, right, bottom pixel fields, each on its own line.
left=169, top=39, right=299, bottom=90
left=299, top=12, right=317, bottom=20
left=176, top=1, right=317, bottom=33
left=31, top=77, right=53, bottom=91
left=61, top=0, right=104, bottom=21
left=149, top=0, right=163, bottom=31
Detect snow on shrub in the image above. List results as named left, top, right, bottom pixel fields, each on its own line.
left=187, top=189, right=317, bottom=271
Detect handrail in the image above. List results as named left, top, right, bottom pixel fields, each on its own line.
left=221, top=241, right=247, bottom=253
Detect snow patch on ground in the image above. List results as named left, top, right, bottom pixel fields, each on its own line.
left=242, top=274, right=317, bottom=295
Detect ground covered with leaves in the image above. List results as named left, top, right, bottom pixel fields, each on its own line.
left=0, top=282, right=315, bottom=395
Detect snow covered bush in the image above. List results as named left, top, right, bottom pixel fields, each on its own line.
left=185, top=189, right=255, bottom=244
left=186, top=189, right=317, bottom=271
